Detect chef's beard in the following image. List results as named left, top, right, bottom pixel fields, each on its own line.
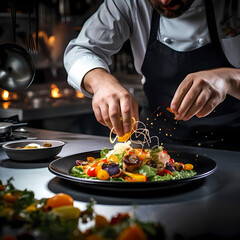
left=149, top=0, right=195, bottom=18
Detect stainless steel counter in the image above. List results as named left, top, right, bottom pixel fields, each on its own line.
left=1, top=127, right=240, bottom=240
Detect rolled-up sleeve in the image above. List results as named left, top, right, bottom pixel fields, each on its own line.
left=64, top=0, right=132, bottom=97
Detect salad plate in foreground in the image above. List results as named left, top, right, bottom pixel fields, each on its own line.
left=48, top=146, right=217, bottom=191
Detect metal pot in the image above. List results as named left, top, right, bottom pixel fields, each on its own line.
left=0, top=43, right=35, bottom=92
left=0, top=122, right=27, bottom=138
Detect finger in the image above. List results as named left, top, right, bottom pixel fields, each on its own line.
left=176, top=80, right=203, bottom=119
left=120, top=95, right=133, bottom=134
left=196, top=97, right=220, bottom=118
left=170, top=75, right=194, bottom=112
left=109, top=101, right=123, bottom=137
left=132, top=100, right=139, bottom=130
left=93, top=105, right=108, bottom=127
left=182, top=90, right=209, bottom=120
left=101, top=104, right=113, bottom=130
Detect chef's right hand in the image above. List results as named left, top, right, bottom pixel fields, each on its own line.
left=82, top=68, right=139, bottom=137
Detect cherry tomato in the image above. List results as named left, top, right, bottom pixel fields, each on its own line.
left=87, top=157, right=95, bottom=163
left=184, top=163, right=194, bottom=170
left=128, top=149, right=136, bottom=155
left=135, top=149, right=146, bottom=161
left=95, top=214, right=109, bottom=228
left=87, top=167, right=97, bottom=177
left=110, top=213, right=130, bottom=225
left=3, top=193, right=20, bottom=203
left=116, top=224, right=147, bottom=240
left=169, top=158, right=175, bottom=164
left=97, top=170, right=110, bottom=180
left=157, top=169, right=173, bottom=176
left=46, top=193, right=74, bottom=209
left=92, top=159, right=108, bottom=167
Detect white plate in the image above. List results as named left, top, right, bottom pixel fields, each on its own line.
left=2, top=140, right=65, bottom=161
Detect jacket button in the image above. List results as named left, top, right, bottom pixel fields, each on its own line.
left=163, top=37, right=172, bottom=44
left=197, top=38, right=204, bottom=44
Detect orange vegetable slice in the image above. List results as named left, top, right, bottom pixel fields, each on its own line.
left=184, top=163, right=194, bottom=170
left=110, top=117, right=136, bottom=143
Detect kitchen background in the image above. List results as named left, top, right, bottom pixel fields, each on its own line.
left=0, top=0, right=143, bottom=136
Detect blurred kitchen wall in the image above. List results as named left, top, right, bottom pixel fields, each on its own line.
left=0, top=0, right=141, bottom=136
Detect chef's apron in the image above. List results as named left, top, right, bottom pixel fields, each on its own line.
left=141, top=0, right=240, bottom=151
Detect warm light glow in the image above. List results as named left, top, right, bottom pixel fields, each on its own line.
left=2, top=90, right=9, bottom=100
left=76, top=90, right=84, bottom=98
left=48, top=35, right=55, bottom=47
left=2, top=101, right=11, bottom=109
left=51, top=84, right=61, bottom=98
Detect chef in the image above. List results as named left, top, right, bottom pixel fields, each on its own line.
left=64, top=0, right=240, bottom=150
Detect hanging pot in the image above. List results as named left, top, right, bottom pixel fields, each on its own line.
left=0, top=43, right=35, bottom=92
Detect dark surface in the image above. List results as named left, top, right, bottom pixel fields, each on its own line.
left=1, top=127, right=240, bottom=240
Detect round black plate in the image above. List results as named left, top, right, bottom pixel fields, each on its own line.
left=48, top=150, right=217, bottom=191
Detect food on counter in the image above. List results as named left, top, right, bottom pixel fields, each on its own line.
left=16, top=142, right=52, bottom=149
left=0, top=178, right=164, bottom=240
left=72, top=119, right=196, bottom=182
left=71, top=141, right=196, bottom=182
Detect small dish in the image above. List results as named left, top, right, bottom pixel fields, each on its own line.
left=2, top=140, right=65, bottom=161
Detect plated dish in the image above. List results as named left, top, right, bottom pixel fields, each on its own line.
left=49, top=119, right=216, bottom=191
left=70, top=142, right=197, bottom=182
left=2, top=140, right=65, bottom=161
left=48, top=148, right=217, bottom=191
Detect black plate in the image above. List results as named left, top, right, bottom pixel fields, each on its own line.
left=48, top=150, right=217, bottom=191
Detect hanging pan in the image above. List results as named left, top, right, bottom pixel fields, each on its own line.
left=0, top=0, right=35, bottom=92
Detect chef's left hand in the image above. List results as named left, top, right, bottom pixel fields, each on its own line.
left=170, top=68, right=239, bottom=121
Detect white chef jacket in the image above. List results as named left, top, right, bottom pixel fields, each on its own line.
left=64, top=0, right=240, bottom=97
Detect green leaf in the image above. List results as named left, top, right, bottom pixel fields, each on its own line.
left=100, top=148, right=110, bottom=158
left=138, top=165, right=157, bottom=178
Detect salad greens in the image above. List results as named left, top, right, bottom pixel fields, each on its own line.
left=0, top=178, right=165, bottom=240
left=70, top=144, right=197, bottom=182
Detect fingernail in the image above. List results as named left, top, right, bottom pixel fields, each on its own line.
left=171, top=104, right=176, bottom=111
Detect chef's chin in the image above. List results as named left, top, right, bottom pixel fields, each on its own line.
left=149, top=0, right=195, bottom=18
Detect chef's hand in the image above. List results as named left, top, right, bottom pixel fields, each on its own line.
left=170, top=68, right=240, bottom=121
left=82, top=68, right=139, bottom=137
